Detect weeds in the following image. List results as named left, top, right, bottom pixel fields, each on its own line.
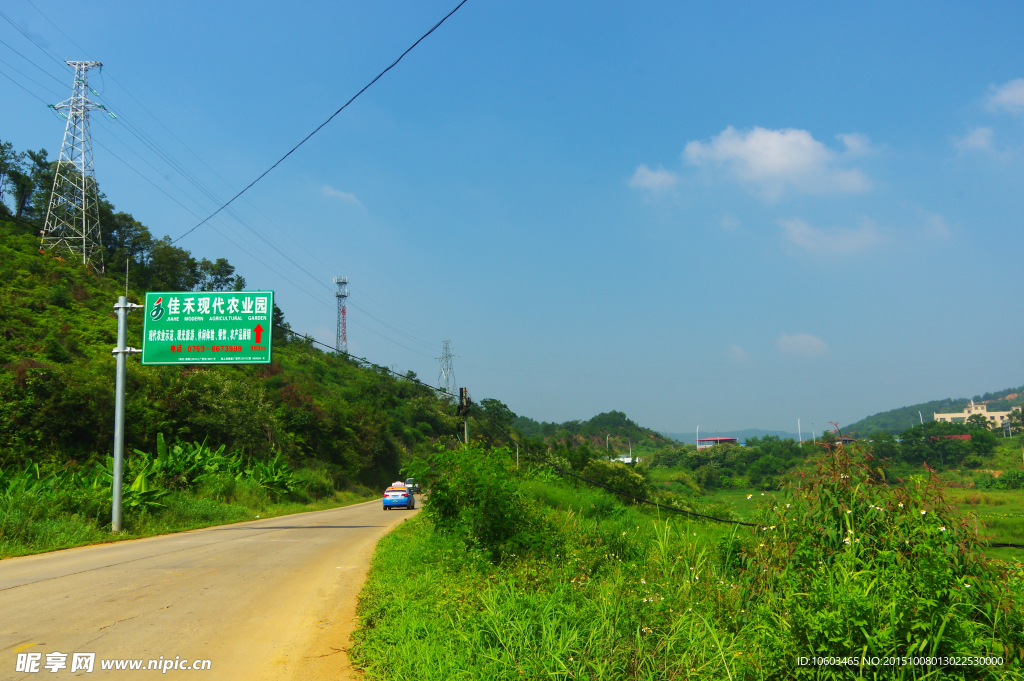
left=0, top=434, right=371, bottom=558
left=352, top=444, right=1024, bottom=680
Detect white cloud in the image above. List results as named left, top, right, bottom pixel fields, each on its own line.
left=719, top=213, right=740, bottom=231
left=776, top=333, right=828, bottom=357
left=920, top=210, right=951, bottom=239
left=727, top=344, right=750, bottom=363
left=954, top=127, right=993, bottom=151
left=988, top=78, right=1024, bottom=114
left=683, top=126, right=870, bottom=200
left=628, top=164, right=678, bottom=193
left=836, top=133, right=875, bottom=156
left=778, top=217, right=882, bottom=255
left=322, top=186, right=364, bottom=209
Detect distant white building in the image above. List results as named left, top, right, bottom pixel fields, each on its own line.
left=696, top=436, right=738, bottom=450
left=933, top=401, right=1019, bottom=426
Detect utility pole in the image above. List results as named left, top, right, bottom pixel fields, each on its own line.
left=457, top=387, right=472, bottom=446
left=333, top=276, right=348, bottom=354
left=438, top=340, right=457, bottom=395
left=111, top=296, right=141, bottom=532
left=42, top=61, right=107, bottom=271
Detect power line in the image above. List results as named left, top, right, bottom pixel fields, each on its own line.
left=0, top=36, right=67, bottom=87
left=6, top=4, right=446, bottom=357
left=173, top=0, right=470, bottom=245
left=347, top=301, right=437, bottom=350
left=0, top=65, right=50, bottom=104
left=0, top=55, right=62, bottom=96
left=0, top=8, right=72, bottom=74
left=90, top=135, right=331, bottom=302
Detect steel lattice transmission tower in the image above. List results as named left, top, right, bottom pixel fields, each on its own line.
left=41, top=61, right=106, bottom=270
left=334, top=276, right=349, bottom=354
left=438, top=340, right=457, bottom=395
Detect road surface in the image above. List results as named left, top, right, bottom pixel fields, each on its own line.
left=0, top=498, right=418, bottom=679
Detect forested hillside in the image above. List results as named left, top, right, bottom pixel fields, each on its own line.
left=844, top=385, right=1024, bottom=435
left=0, top=216, right=470, bottom=488
left=0, top=136, right=489, bottom=489
left=512, top=410, right=672, bottom=453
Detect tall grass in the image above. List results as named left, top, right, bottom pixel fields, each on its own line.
left=351, top=445, right=1024, bottom=680
left=0, top=437, right=373, bottom=558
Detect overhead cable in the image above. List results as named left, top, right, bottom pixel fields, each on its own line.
left=172, top=0, right=470, bottom=245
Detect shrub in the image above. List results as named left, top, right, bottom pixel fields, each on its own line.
left=293, top=467, right=334, bottom=499
left=408, top=445, right=553, bottom=560
left=579, top=458, right=651, bottom=502
left=744, top=444, right=1024, bottom=664
left=47, top=285, right=72, bottom=309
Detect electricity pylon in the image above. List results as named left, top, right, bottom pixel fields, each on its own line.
left=438, top=340, right=457, bottom=395
left=334, top=276, right=349, bottom=354
left=41, top=61, right=106, bottom=270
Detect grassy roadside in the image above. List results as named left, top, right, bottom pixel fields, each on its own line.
left=351, top=446, right=1024, bottom=680
left=703, top=487, right=1024, bottom=546
left=0, top=484, right=374, bottom=559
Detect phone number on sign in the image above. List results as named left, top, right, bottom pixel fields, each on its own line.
left=797, top=656, right=1003, bottom=667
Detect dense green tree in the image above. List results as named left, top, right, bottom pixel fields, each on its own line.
left=965, top=413, right=990, bottom=430
left=897, top=421, right=994, bottom=468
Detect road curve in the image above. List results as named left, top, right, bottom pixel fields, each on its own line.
left=0, top=498, right=418, bottom=680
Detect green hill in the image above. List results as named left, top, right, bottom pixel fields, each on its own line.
left=0, top=216, right=470, bottom=488
left=843, top=385, right=1024, bottom=436
left=512, top=410, right=672, bottom=453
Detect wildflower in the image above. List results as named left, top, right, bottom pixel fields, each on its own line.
left=747, top=494, right=753, bottom=499
left=939, top=526, right=946, bottom=532
left=622, top=531, right=626, bottom=535
left=846, top=510, right=852, bottom=514
left=965, top=584, right=971, bottom=588
left=898, top=503, right=903, bottom=507
left=786, top=504, right=790, bottom=508
left=641, top=579, right=646, bottom=584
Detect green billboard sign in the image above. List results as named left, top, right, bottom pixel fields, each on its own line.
left=141, top=290, right=274, bottom=365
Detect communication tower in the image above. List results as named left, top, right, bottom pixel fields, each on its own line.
left=438, top=340, right=457, bottom=395
left=41, top=61, right=106, bottom=270
left=334, top=276, right=349, bottom=354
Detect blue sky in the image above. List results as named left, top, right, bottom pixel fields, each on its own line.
left=3, top=0, right=1024, bottom=433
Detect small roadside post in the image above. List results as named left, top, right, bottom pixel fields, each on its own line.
left=457, top=387, right=472, bottom=447
left=111, top=296, right=142, bottom=532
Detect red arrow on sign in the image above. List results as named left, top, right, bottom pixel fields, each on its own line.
left=253, top=324, right=264, bottom=344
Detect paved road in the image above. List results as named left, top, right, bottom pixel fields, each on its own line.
left=0, top=498, right=418, bottom=680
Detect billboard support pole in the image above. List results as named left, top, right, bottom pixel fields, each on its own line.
left=111, top=296, right=141, bottom=532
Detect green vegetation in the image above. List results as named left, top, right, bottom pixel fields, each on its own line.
left=844, top=385, right=1024, bottom=436
left=352, top=444, right=1024, bottom=679
left=648, top=434, right=812, bottom=491
left=513, top=410, right=673, bottom=455
left=1, top=137, right=518, bottom=555
left=0, top=437, right=373, bottom=559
